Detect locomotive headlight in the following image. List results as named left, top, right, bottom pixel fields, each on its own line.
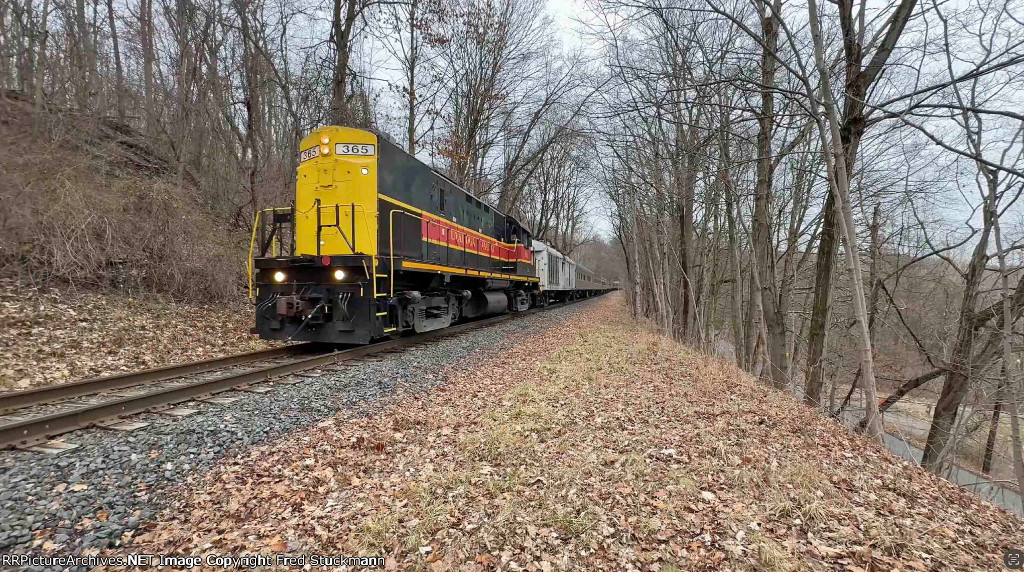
left=319, top=145, right=331, bottom=156
left=273, top=271, right=286, bottom=283
left=333, top=269, right=346, bottom=281
left=320, top=134, right=331, bottom=145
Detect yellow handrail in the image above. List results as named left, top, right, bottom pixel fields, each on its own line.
left=390, top=209, right=452, bottom=297
left=247, top=210, right=262, bottom=301
left=247, top=207, right=294, bottom=301
left=315, top=202, right=375, bottom=255
left=389, top=209, right=411, bottom=297
left=388, top=209, right=521, bottom=296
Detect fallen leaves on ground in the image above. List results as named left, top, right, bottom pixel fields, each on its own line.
left=0, top=279, right=278, bottom=391
left=107, top=295, right=1022, bottom=571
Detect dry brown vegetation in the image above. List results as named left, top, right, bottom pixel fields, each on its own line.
left=0, top=94, right=245, bottom=300
left=0, top=278, right=275, bottom=392
left=106, top=296, right=1022, bottom=571
left=0, top=96, right=279, bottom=392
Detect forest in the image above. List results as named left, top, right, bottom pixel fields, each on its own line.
left=1, top=0, right=1024, bottom=489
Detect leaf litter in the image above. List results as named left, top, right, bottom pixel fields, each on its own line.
left=103, top=295, right=1022, bottom=571
left=0, top=278, right=278, bottom=392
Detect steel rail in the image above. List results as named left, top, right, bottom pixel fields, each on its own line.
left=0, top=310, right=525, bottom=449
left=0, top=295, right=605, bottom=449
left=0, top=343, right=323, bottom=414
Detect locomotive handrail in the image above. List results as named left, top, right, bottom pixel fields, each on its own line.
left=315, top=201, right=375, bottom=257
left=247, top=210, right=262, bottom=300
left=247, top=207, right=295, bottom=300
left=387, top=209, right=530, bottom=297
left=315, top=199, right=356, bottom=255
left=388, top=209, right=442, bottom=297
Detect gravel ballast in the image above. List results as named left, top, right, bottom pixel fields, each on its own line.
left=0, top=301, right=595, bottom=569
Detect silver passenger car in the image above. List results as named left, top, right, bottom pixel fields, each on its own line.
left=531, top=241, right=614, bottom=303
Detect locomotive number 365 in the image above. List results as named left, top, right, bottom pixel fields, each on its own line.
left=335, top=143, right=375, bottom=156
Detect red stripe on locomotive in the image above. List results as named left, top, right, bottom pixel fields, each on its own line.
left=420, top=216, right=530, bottom=262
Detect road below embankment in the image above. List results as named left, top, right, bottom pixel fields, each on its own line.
left=100, top=294, right=1019, bottom=571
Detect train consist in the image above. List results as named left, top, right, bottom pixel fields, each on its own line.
left=249, top=126, right=615, bottom=344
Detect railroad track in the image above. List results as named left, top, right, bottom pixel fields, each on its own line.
left=0, top=298, right=595, bottom=450
left=0, top=343, right=326, bottom=415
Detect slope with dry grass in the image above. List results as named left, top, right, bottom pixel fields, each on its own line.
left=108, top=295, right=1021, bottom=571
left=0, top=93, right=244, bottom=300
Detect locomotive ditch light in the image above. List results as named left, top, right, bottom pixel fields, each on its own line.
left=333, top=269, right=346, bottom=281
left=360, top=167, right=369, bottom=175
left=273, top=271, right=287, bottom=283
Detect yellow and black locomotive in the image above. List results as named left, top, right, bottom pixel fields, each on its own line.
left=249, top=126, right=540, bottom=344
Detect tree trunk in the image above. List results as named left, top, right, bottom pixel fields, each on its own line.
left=236, top=0, right=262, bottom=219
left=803, top=192, right=837, bottom=406
left=995, top=210, right=1024, bottom=492
left=678, top=151, right=695, bottom=341
left=330, top=0, right=358, bottom=125
left=806, top=0, right=884, bottom=442
left=406, top=0, right=417, bottom=154
left=803, top=0, right=897, bottom=408
left=720, top=110, right=744, bottom=368
left=983, top=380, right=1003, bottom=475
left=19, top=0, right=34, bottom=93
left=867, top=203, right=881, bottom=334
left=74, top=0, right=91, bottom=108
left=922, top=186, right=993, bottom=470
left=0, top=3, right=9, bottom=90
left=752, top=0, right=786, bottom=387
left=105, top=0, right=124, bottom=121
left=1008, top=369, right=1024, bottom=493
left=671, top=74, right=695, bottom=341
left=141, top=0, right=155, bottom=133
left=33, top=0, right=49, bottom=109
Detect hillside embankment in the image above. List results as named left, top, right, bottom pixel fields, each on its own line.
left=0, top=279, right=275, bottom=392
left=0, top=93, right=246, bottom=302
left=0, top=94, right=267, bottom=392
left=108, top=294, right=1019, bottom=571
